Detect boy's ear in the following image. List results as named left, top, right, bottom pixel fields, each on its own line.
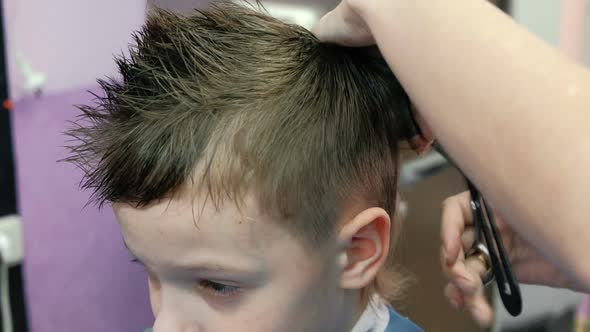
left=338, top=207, right=391, bottom=290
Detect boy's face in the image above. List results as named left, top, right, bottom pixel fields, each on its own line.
left=114, top=192, right=358, bottom=332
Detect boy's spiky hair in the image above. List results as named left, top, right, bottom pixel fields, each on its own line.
left=65, top=1, right=410, bottom=303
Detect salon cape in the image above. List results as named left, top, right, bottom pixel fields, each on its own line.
left=351, top=297, right=423, bottom=332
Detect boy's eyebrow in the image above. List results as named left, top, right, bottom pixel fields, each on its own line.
left=167, top=258, right=266, bottom=277
left=122, top=239, right=265, bottom=277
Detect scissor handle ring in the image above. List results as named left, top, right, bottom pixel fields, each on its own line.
left=467, top=243, right=495, bottom=287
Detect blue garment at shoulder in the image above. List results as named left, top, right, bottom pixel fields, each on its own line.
left=384, top=308, right=423, bottom=332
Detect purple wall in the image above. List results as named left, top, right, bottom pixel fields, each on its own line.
left=6, top=0, right=152, bottom=330
left=13, top=90, right=152, bottom=332
left=12, top=89, right=153, bottom=331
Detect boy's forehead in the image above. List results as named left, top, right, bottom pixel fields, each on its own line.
left=113, top=193, right=295, bottom=264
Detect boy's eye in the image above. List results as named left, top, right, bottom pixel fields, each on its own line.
left=198, top=280, right=240, bottom=297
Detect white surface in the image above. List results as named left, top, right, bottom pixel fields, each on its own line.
left=493, top=285, right=583, bottom=330
left=585, top=0, right=590, bottom=63
left=150, top=0, right=337, bottom=15
left=0, top=215, right=23, bottom=266
left=258, top=2, right=320, bottom=29
left=512, top=0, right=560, bottom=47
left=350, top=296, right=390, bottom=332
left=399, top=152, right=448, bottom=188
left=5, top=0, right=146, bottom=101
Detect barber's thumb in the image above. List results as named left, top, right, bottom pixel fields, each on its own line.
left=312, top=10, right=342, bottom=42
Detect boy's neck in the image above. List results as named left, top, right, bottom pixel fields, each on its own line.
left=341, top=293, right=373, bottom=332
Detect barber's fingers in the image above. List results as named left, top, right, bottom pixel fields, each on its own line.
left=441, top=191, right=473, bottom=266
left=444, top=283, right=465, bottom=309
left=312, top=2, right=374, bottom=46
left=462, top=256, right=488, bottom=295
left=444, top=256, right=494, bottom=327
left=441, top=191, right=500, bottom=327
left=445, top=253, right=486, bottom=298
left=440, top=227, right=476, bottom=277
left=312, top=7, right=344, bottom=41
left=408, top=106, right=435, bottom=154
left=461, top=228, right=476, bottom=252
left=444, top=283, right=494, bottom=327
left=464, top=257, right=494, bottom=326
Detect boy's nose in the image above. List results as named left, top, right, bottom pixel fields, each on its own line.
left=153, top=313, right=203, bottom=332
left=151, top=280, right=206, bottom=332
left=152, top=299, right=204, bottom=332
left=152, top=316, right=177, bottom=332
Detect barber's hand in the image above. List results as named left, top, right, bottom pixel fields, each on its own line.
left=312, top=0, right=374, bottom=46
left=314, top=1, right=435, bottom=153
left=440, top=191, right=575, bottom=327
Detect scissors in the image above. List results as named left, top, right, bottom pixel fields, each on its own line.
left=399, top=102, right=523, bottom=316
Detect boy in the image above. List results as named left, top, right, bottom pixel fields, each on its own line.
left=66, top=1, right=422, bottom=331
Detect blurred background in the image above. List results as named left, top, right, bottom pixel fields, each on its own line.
left=0, top=0, right=588, bottom=331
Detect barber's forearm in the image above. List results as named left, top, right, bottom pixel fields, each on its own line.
left=362, top=0, right=590, bottom=285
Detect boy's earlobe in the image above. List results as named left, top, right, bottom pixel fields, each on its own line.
left=338, top=207, right=391, bottom=290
